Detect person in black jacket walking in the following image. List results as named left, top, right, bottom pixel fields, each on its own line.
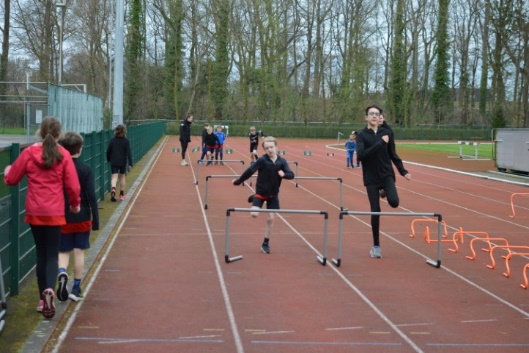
left=232, top=136, right=295, bottom=253
left=179, top=113, right=194, bottom=166
left=57, top=132, right=100, bottom=302
left=106, top=124, right=133, bottom=201
left=356, top=104, right=411, bottom=258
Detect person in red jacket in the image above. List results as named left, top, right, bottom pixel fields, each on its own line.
left=3, top=116, right=81, bottom=319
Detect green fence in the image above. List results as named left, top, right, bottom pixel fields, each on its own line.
left=165, top=121, right=491, bottom=140
left=0, top=121, right=165, bottom=296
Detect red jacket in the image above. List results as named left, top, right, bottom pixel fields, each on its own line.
left=4, top=143, right=80, bottom=225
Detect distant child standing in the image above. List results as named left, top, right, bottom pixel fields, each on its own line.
left=3, top=116, right=81, bottom=319
left=57, top=132, right=99, bottom=302
left=345, top=133, right=357, bottom=168
left=232, top=136, right=295, bottom=253
left=106, top=124, right=133, bottom=201
left=214, top=125, right=226, bottom=164
left=204, top=125, right=220, bottom=165
left=199, top=122, right=210, bottom=163
left=179, top=113, right=193, bottom=166
left=249, top=126, right=259, bottom=162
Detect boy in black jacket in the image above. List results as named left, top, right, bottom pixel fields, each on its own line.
left=57, top=132, right=100, bottom=302
left=356, top=104, right=411, bottom=258
left=233, top=136, right=295, bottom=253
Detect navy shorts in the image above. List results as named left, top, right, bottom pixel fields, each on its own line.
left=59, top=231, right=91, bottom=251
left=252, top=195, right=280, bottom=210
left=111, top=165, right=127, bottom=174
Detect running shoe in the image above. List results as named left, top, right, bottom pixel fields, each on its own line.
left=261, top=241, right=270, bottom=254
left=69, top=287, right=83, bottom=302
left=42, top=288, right=56, bottom=319
left=120, top=194, right=125, bottom=200
left=379, top=189, right=386, bottom=199
left=111, top=188, right=117, bottom=202
left=36, top=300, right=44, bottom=313
left=56, top=272, right=69, bottom=302
left=370, top=246, right=382, bottom=258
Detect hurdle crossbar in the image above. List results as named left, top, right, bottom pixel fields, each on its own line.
left=333, top=211, right=442, bottom=268
left=224, top=208, right=329, bottom=265
left=294, top=176, right=344, bottom=210
left=194, top=159, right=245, bottom=185
left=204, top=174, right=257, bottom=209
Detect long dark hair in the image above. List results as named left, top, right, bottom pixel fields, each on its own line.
left=38, top=116, right=63, bottom=169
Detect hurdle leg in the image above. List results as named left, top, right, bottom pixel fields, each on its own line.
left=317, top=217, right=328, bottom=266
left=224, top=212, right=243, bottom=263
left=426, top=219, right=442, bottom=268
left=332, top=215, right=344, bottom=267
left=521, top=263, right=529, bottom=289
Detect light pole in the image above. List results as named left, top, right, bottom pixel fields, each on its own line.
left=112, top=0, right=125, bottom=126
left=56, top=1, right=66, bottom=85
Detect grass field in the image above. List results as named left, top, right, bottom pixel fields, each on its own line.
left=397, top=141, right=493, bottom=159
left=0, top=127, right=25, bottom=134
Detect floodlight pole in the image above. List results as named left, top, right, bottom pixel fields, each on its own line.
left=57, top=6, right=64, bottom=85
left=112, top=0, right=125, bottom=126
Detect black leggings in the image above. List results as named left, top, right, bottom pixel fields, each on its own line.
left=366, top=177, right=400, bottom=246
left=31, top=225, right=61, bottom=299
left=180, top=141, right=189, bottom=159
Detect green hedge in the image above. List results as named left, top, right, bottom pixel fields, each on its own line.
left=165, top=121, right=491, bottom=140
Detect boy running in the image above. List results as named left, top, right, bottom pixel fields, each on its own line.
left=356, top=104, right=411, bottom=258
left=232, top=136, right=295, bottom=253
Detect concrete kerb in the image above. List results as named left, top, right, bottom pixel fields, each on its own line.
left=21, top=136, right=168, bottom=353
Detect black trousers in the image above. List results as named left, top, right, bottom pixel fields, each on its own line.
left=180, top=140, right=189, bottom=159
left=366, top=176, right=400, bottom=246
left=30, top=225, right=61, bottom=299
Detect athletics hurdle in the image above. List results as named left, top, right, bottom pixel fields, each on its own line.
left=509, top=192, right=529, bottom=218
left=224, top=208, right=329, bottom=265
left=333, top=211, right=443, bottom=268
left=294, top=177, right=344, bottom=210
left=194, top=159, right=245, bottom=185
left=487, top=245, right=529, bottom=271
left=204, top=174, right=257, bottom=209
left=458, top=140, right=480, bottom=159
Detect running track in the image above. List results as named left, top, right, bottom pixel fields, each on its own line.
left=38, top=136, right=529, bottom=353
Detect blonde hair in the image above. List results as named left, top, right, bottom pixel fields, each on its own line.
left=261, top=136, right=277, bottom=148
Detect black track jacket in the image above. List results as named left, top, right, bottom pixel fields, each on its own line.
left=234, top=154, right=294, bottom=197
left=356, top=126, right=408, bottom=186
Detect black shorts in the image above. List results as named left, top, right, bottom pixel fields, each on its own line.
left=111, top=165, right=127, bottom=174
left=250, top=144, right=258, bottom=153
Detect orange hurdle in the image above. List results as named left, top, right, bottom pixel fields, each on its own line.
left=410, top=219, right=448, bottom=242
left=423, top=226, right=458, bottom=245
left=521, top=263, right=529, bottom=289
left=465, top=236, right=509, bottom=260
left=487, top=245, right=529, bottom=271
left=509, top=192, right=529, bottom=218
left=503, top=252, right=529, bottom=278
